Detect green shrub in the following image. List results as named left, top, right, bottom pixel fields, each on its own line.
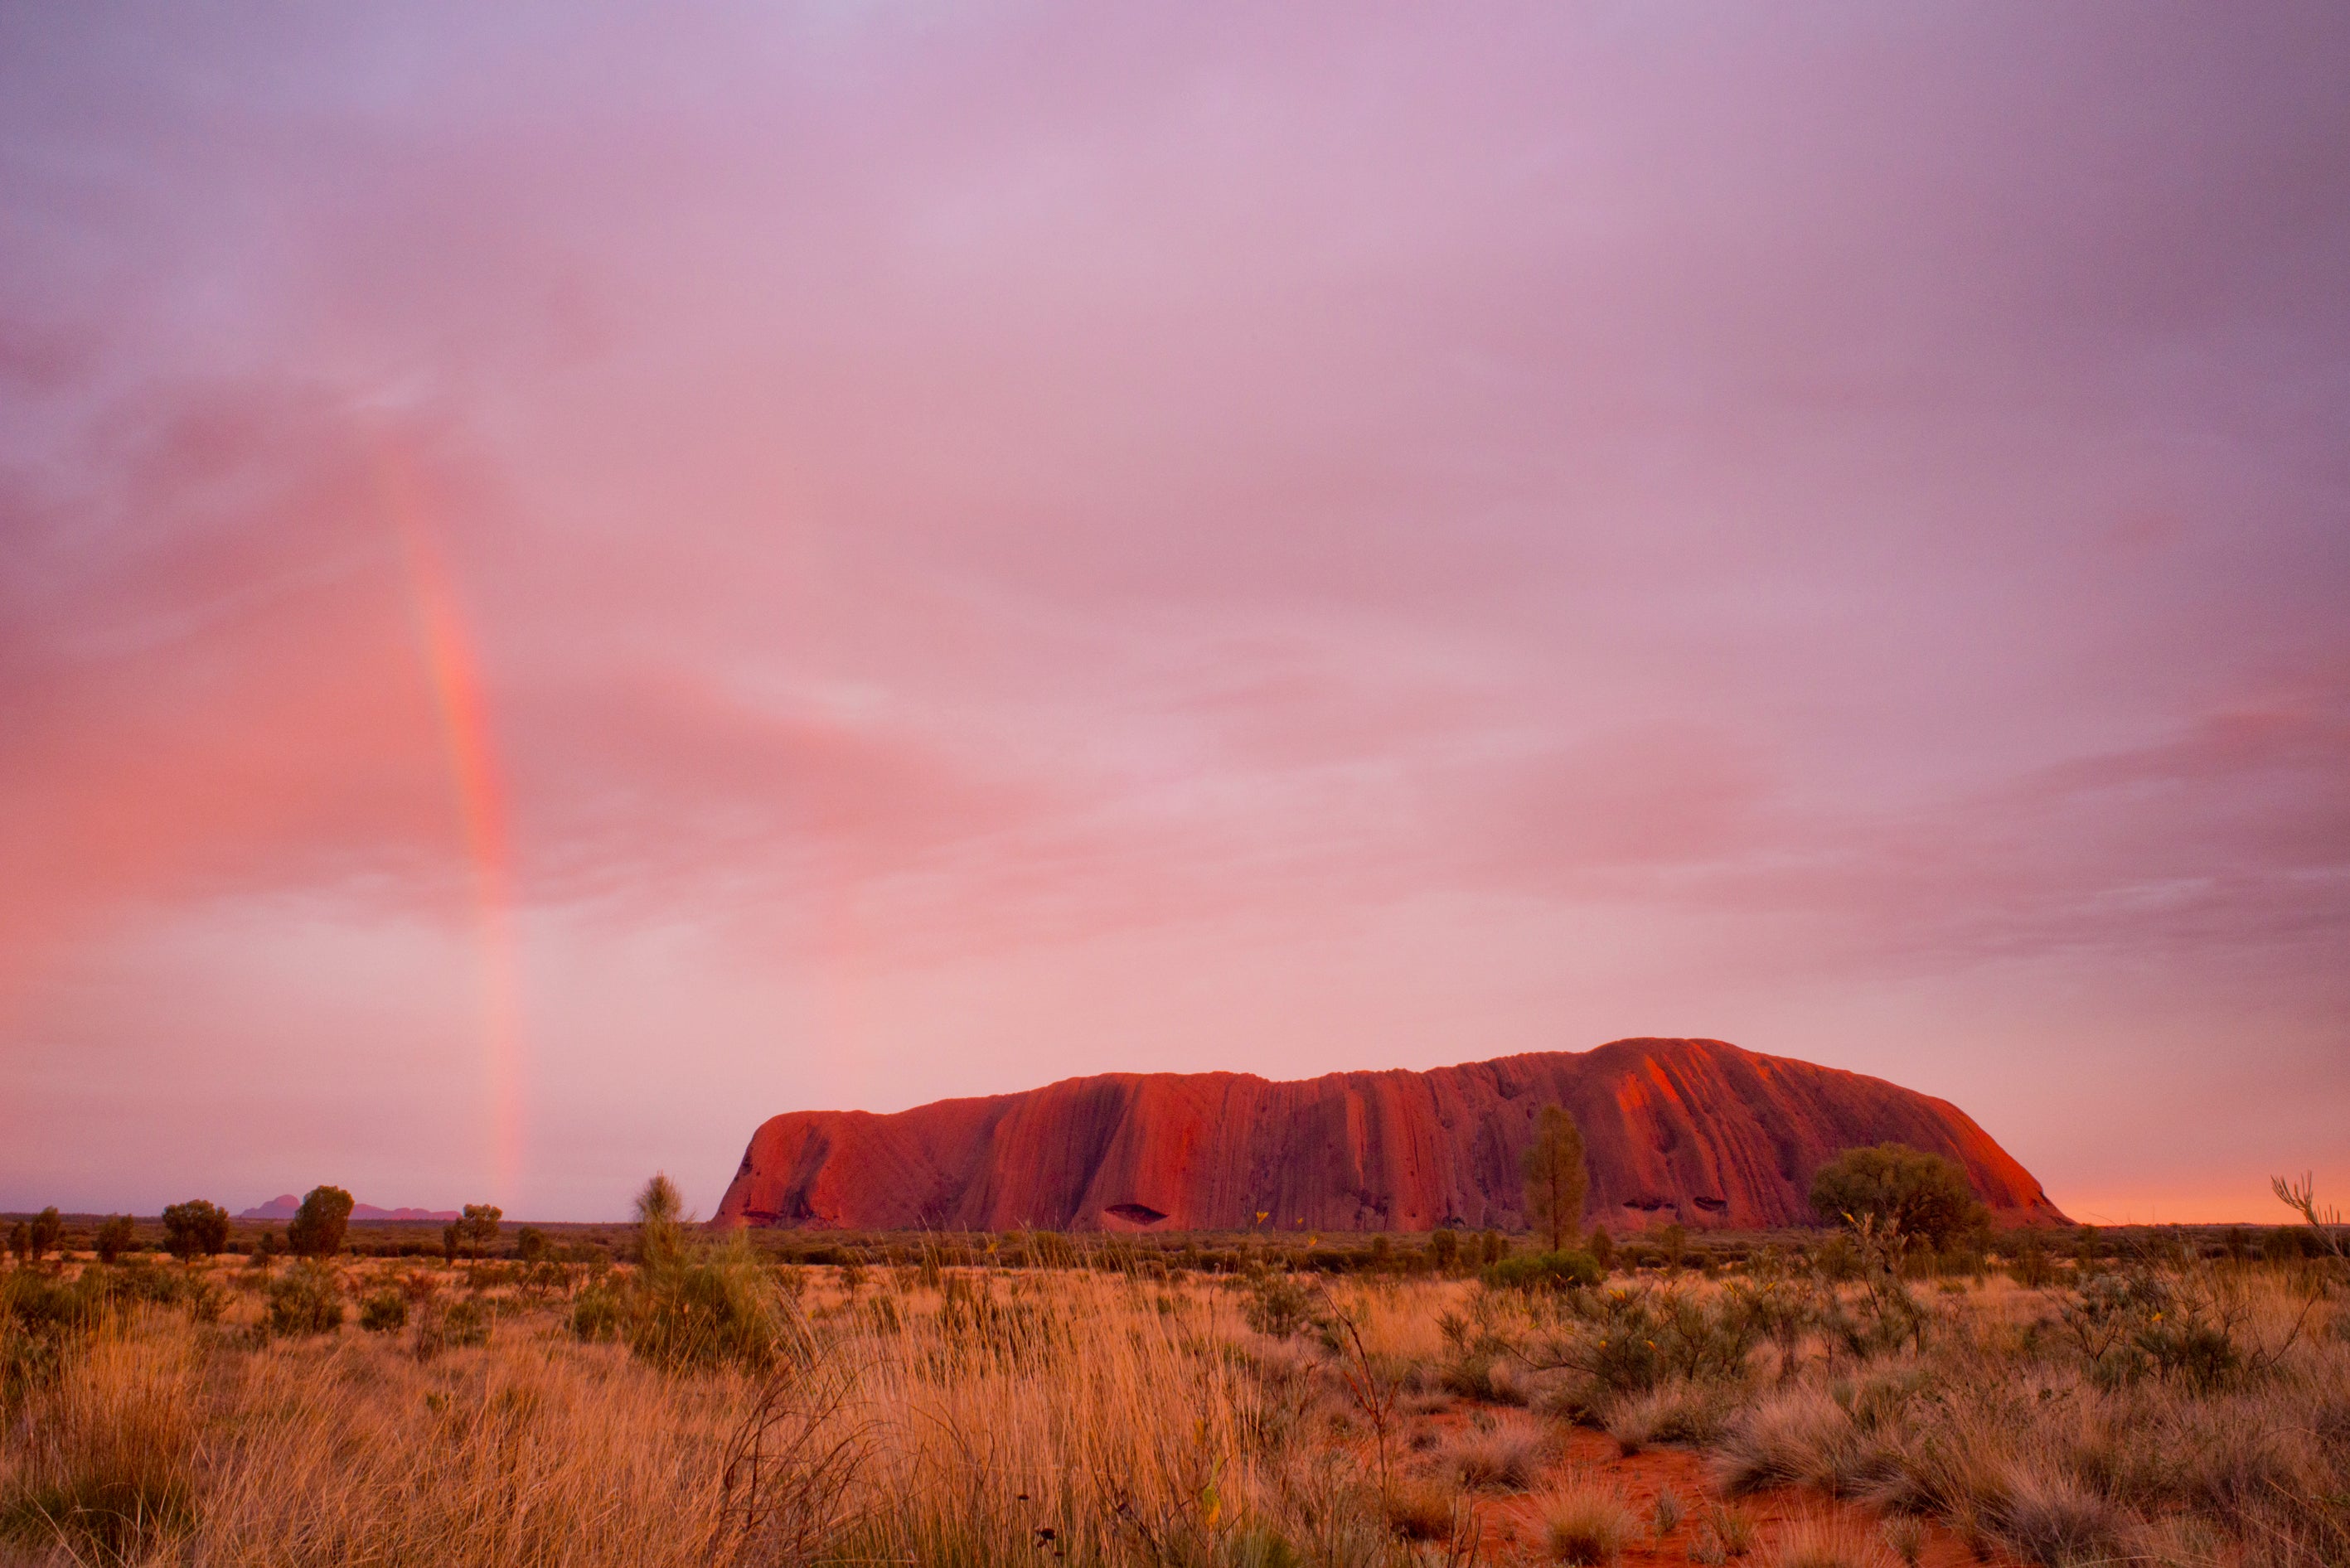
left=1243, top=1270, right=1320, bottom=1338
left=1483, top=1249, right=1603, bottom=1293
left=1588, top=1227, right=1615, bottom=1271
left=2007, top=1230, right=2055, bottom=1289
left=265, top=1264, right=343, bottom=1335
left=626, top=1247, right=779, bottom=1371
left=1540, top=1285, right=1762, bottom=1396
left=2, top=1270, right=103, bottom=1396
left=1431, top=1228, right=1461, bottom=1272
left=433, top=1298, right=492, bottom=1350
left=1810, top=1145, right=1985, bottom=1251
left=358, top=1291, right=407, bottom=1333
left=594, top=1178, right=785, bottom=1371
left=569, top=1283, right=626, bottom=1343
left=89, top=1262, right=183, bottom=1310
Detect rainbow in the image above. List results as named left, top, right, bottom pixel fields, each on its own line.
left=372, top=441, right=525, bottom=1203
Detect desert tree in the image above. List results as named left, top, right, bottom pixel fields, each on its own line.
left=1808, top=1144, right=1985, bottom=1251
left=459, top=1203, right=503, bottom=1257
left=162, top=1199, right=231, bottom=1261
left=28, top=1207, right=62, bottom=1261
left=94, top=1214, right=135, bottom=1264
left=286, top=1185, right=355, bottom=1258
left=1522, top=1103, right=1589, bottom=1253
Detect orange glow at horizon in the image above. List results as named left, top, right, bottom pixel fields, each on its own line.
left=376, top=443, right=525, bottom=1203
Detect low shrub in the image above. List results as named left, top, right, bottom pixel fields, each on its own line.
left=1242, top=1270, right=1321, bottom=1339
left=266, top=1264, right=343, bottom=1336
left=1484, top=1249, right=1604, bottom=1293
left=88, top=1261, right=184, bottom=1311
left=1536, top=1285, right=1764, bottom=1398
left=358, top=1291, right=408, bottom=1333
left=417, top=1296, right=492, bottom=1356
left=627, top=1248, right=781, bottom=1372
left=570, top=1283, right=625, bottom=1343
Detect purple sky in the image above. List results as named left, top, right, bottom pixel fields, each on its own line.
left=2, top=4, right=2345, bottom=1221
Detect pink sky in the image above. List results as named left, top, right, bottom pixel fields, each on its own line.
left=2, top=5, right=2344, bottom=1222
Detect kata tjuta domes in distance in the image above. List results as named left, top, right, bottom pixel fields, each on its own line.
left=714, top=1037, right=2066, bottom=1234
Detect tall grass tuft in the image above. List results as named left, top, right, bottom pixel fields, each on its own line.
left=0, top=1323, right=196, bottom=1562
left=1543, top=1479, right=1636, bottom=1564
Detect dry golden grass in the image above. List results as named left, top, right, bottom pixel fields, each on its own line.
left=0, top=1241, right=2343, bottom=1568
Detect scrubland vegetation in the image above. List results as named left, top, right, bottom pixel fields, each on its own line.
left=2, top=1179, right=2343, bottom=1568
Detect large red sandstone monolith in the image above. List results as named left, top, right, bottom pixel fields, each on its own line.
left=714, top=1037, right=2064, bottom=1233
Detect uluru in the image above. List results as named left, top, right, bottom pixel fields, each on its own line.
left=715, top=1038, right=2065, bottom=1233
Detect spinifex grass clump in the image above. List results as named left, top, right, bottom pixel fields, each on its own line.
left=1543, top=1479, right=1637, bottom=1564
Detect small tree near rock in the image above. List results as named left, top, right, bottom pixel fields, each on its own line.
left=1522, top=1104, right=1590, bottom=1254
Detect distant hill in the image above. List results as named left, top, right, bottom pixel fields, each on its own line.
left=239, top=1194, right=459, bottom=1222
left=715, top=1036, right=2066, bottom=1233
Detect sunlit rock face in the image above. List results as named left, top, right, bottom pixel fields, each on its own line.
left=714, top=1038, right=2066, bottom=1233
